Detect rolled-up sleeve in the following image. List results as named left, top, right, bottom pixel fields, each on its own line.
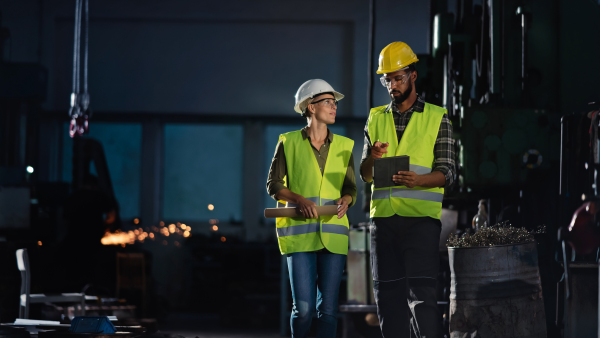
left=359, top=120, right=373, bottom=183
left=266, top=140, right=287, bottom=202
left=432, top=114, right=456, bottom=188
left=342, top=153, right=357, bottom=207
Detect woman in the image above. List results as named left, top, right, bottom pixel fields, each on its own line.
left=266, top=79, right=356, bottom=337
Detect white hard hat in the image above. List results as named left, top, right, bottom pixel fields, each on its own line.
left=294, top=79, right=344, bottom=114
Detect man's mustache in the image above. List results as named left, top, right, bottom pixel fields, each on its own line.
left=391, top=90, right=402, bottom=94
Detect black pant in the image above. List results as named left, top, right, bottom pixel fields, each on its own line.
left=370, top=214, right=441, bottom=338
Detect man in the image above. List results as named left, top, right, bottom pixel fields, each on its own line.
left=63, top=174, right=117, bottom=247
left=56, top=174, right=117, bottom=291
left=360, top=42, right=455, bottom=337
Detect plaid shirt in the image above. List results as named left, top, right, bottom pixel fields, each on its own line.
left=360, top=94, right=455, bottom=187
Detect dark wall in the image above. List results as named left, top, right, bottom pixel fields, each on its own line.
left=559, top=0, right=600, bottom=114
left=1, top=0, right=431, bottom=117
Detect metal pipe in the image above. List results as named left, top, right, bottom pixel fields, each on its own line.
left=367, top=0, right=376, bottom=111
left=501, top=0, right=505, bottom=103
left=562, top=240, right=571, bottom=299
left=37, top=0, right=43, bottom=64
left=72, top=0, right=81, bottom=95
left=560, top=115, right=566, bottom=196
left=75, top=0, right=82, bottom=94
left=521, top=12, right=526, bottom=91
left=83, top=0, right=88, bottom=95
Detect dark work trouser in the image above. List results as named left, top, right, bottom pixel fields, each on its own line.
left=371, top=214, right=442, bottom=338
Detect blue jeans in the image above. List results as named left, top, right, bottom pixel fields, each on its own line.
left=287, top=250, right=346, bottom=338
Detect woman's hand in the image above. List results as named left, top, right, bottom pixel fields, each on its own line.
left=297, top=196, right=318, bottom=219
left=336, top=195, right=352, bottom=219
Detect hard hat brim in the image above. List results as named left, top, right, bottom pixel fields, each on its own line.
left=294, top=91, right=344, bottom=114
left=376, top=58, right=418, bottom=74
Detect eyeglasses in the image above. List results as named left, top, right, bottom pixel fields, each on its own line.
left=310, top=98, right=338, bottom=109
left=380, top=72, right=411, bottom=87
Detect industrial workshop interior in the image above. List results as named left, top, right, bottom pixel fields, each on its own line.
left=0, top=0, right=599, bottom=337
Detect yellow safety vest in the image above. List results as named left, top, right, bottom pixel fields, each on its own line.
left=275, top=130, right=354, bottom=255
left=368, top=102, right=446, bottom=219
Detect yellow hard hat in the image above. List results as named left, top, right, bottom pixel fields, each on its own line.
left=377, top=41, right=419, bottom=74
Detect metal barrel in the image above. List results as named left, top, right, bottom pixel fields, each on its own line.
left=448, top=241, right=547, bottom=338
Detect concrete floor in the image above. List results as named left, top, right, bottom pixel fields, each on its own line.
left=159, top=313, right=281, bottom=338
left=161, top=331, right=281, bottom=338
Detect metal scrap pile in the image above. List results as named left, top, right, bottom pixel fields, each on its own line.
left=447, top=222, right=546, bottom=248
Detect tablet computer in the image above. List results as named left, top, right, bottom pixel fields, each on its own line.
left=373, top=155, right=410, bottom=189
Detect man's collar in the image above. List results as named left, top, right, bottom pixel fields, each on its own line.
left=387, top=94, right=425, bottom=114
left=301, top=126, right=334, bottom=142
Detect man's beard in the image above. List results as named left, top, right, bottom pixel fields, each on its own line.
left=391, top=81, right=413, bottom=105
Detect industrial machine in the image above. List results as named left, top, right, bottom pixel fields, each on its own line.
left=557, top=103, right=600, bottom=337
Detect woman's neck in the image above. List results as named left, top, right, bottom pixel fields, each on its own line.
left=306, top=118, right=328, bottom=142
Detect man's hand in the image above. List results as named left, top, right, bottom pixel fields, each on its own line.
left=371, top=141, right=389, bottom=159
left=393, top=171, right=420, bottom=188
left=360, top=141, right=390, bottom=183
left=297, top=196, right=318, bottom=219
left=336, top=197, right=350, bottom=219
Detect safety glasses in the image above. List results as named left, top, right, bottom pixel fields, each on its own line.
left=310, top=98, right=338, bottom=109
left=380, top=71, right=411, bottom=87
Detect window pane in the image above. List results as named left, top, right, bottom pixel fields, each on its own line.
left=62, top=123, right=142, bottom=220
left=163, top=124, right=243, bottom=222
left=263, top=125, right=346, bottom=215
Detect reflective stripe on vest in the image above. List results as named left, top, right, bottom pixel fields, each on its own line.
left=277, top=222, right=350, bottom=237
left=367, top=102, right=446, bottom=219
left=372, top=188, right=444, bottom=203
left=410, top=164, right=433, bottom=175
left=275, top=130, right=354, bottom=255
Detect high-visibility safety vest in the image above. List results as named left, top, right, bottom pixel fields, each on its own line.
left=368, top=102, right=446, bottom=219
left=275, top=130, right=354, bottom=255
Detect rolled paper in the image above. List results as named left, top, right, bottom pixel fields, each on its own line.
left=264, top=205, right=340, bottom=218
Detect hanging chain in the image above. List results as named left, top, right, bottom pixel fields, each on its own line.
left=69, top=0, right=91, bottom=138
